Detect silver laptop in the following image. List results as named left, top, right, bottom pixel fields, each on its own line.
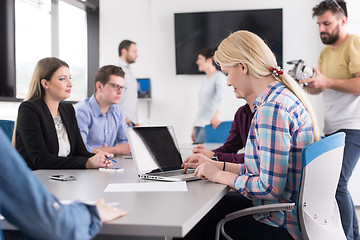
left=126, top=126, right=199, bottom=182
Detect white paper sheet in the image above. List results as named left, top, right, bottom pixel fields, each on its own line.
left=104, top=181, right=188, bottom=192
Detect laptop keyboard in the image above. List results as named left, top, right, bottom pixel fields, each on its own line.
left=149, top=169, right=195, bottom=177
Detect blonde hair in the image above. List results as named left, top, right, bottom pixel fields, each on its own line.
left=12, top=57, right=69, bottom=146
left=26, top=57, right=69, bottom=101
left=214, top=30, right=320, bottom=141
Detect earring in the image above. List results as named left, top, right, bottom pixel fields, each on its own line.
left=238, top=63, right=245, bottom=70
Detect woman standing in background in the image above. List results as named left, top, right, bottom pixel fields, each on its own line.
left=191, top=48, right=227, bottom=144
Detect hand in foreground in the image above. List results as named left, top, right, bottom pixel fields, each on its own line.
left=192, top=144, right=215, bottom=159
left=95, top=198, right=127, bottom=222
left=182, top=153, right=213, bottom=172
left=86, top=151, right=113, bottom=169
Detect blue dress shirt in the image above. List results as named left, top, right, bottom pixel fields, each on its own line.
left=0, top=128, right=102, bottom=240
left=75, top=95, right=128, bottom=153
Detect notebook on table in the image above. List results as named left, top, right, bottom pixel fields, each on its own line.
left=126, top=126, right=199, bottom=182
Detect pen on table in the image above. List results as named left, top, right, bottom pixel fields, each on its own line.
left=105, top=156, right=117, bottom=163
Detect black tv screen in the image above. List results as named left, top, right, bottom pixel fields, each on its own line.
left=174, top=9, right=283, bottom=75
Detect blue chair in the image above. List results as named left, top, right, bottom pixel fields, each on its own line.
left=215, top=132, right=346, bottom=240
left=0, top=120, right=15, bottom=142
left=204, top=121, right=232, bottom=143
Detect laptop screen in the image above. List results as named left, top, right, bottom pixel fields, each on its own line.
left=127, top=126, right=183, bottom=174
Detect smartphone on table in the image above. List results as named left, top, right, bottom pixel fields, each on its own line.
left=49, top=175, right=76, bottom=181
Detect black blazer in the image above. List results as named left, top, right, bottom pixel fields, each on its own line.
left=15, top=99, right=93, bottom=170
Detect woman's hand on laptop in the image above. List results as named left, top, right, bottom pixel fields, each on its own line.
left=183, top=154, right=225, bottom=182
left=182, top=153, right=212, bottom=173
left=193, top=162, right=237, bottom=187
left=193, top=162, right=222, bottom=181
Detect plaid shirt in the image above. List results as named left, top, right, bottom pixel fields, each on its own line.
left=234, top=81, right=314, bottom=240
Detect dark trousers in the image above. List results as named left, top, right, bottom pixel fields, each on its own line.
left=176, top=192, right=294, bottom=240
left=329, top=129, right=360, bottom=240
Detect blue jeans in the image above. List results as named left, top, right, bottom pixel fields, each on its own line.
left=194, top=126, right=206, bottom=144
left=328, top=129, right=360, bottom=240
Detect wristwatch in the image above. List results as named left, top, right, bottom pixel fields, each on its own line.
left=211, top=153, right=219, bottom=161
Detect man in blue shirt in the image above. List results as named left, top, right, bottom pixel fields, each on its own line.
left=75, top=65, right=130, bottom=155
left=0, top=128, right=127, bottom=240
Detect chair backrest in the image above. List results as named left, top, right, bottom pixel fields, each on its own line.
left=0, top=120, right=15, bottom=142
left=204, top=121, right=232, bottom=143
left=298, top=132, right=346, bottom=240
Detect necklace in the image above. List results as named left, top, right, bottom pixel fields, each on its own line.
left=53, top=115, right=63, bottom=131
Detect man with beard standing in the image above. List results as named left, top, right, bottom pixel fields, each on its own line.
left=116, top=40, right=139, bottom=126
left=301, top=1, right=360, bottom=239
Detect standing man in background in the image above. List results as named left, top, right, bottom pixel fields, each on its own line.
left=116, top=40, right=139, bottom=126
left=302, top=1, right=360, bottom=239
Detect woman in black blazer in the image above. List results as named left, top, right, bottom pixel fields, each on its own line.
left=14, top=57, right=113, bottom=170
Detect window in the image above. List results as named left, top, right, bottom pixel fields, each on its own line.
left=15, top=0, right=51, bottom=99
left=14, top=0, right=96, bottom=101
left=58, top=1, right=88, bottom=101
left=15, top=0, right=88, bottom=101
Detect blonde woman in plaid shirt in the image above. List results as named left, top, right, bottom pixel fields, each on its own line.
left=181, top=30, right=320, bottom=240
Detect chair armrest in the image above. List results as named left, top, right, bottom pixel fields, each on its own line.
left=225, top=202, right=295, bottom=221
left=216, top=203, right=295, bottom=240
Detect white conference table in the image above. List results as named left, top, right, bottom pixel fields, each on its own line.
left=2, top=145, right=229, bottom=240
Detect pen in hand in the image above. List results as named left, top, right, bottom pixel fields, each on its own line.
left=105, top=156, right=117, bottom=163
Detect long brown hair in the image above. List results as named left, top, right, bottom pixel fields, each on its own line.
left=12, top=57, right=69, bottom=146
left=26, top=57, right=69, bottom=101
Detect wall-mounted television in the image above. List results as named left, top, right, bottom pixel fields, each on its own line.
left=174, top=9, right=283, bottom=75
